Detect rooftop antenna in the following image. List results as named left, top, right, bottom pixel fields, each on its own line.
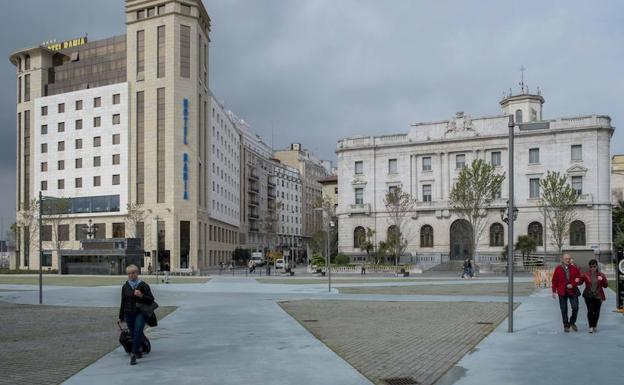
left=271, top=121, right=274, bottom=151
left=519, top=65, right=526, bottom=93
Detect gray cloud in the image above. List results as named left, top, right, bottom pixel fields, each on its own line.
left=0, top=0, right=622, bottom=223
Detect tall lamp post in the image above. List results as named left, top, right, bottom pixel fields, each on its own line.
left=505, top=115, right=517, bottom=332
left=38, top=191, right=43, bottom=304
left=314, top=207, right=333, bottom=293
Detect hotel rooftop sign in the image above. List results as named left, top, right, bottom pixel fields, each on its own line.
left=43, top=36, right=88, bottom=51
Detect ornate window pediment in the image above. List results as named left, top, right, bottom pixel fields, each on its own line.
left=566, top=165, right=588, bottom=176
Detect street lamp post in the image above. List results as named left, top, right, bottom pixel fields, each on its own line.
left=314, top=207, right=332, bottom=293
left=38, top=191, right=43, bottom=304
left=507, top=115, right=515, bottom=332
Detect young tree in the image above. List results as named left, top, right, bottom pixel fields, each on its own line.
left=16, top=198, right=40, bottom=267
left=383, top=186, right=417, bottom=270
left=515, top=235, right=537, bottom=266
left=43, top=197, right=74, bottom=264
left=357, top=227, right=376, bottom=264
left=539, top=171, right=578, bottom=255
left=613, top=200, right=624, bottom=251
left=125, top=203, right=146, bottom=238
left=449, top=159, right=505, bottom=260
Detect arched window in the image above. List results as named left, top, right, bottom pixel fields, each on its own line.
left=489, top=223, right=504, bottom=246
left=528, top=222, right=543, bottom=246
left=387, top=225, right=398, bottom=242
left=570, top=220, right=586, bottom=246
left=354, top=226, right=365, bottom=248
left=515, top=109, right=523, bottom=123
left=420, top=225, right=434, bottom=247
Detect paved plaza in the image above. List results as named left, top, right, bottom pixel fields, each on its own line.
left=0, top=275, right=621, bottom=385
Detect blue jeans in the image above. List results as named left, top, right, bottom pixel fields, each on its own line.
left=124, top=312, right=146, bottom=354
left=558, top=294, right=579, bottom=327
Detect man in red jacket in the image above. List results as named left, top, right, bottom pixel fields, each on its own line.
left=551, top=253, right=582, bottom=332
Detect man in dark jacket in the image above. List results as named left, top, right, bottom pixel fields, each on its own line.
left=551, top=253, right=581, bottom=332
left=119, top=264, right=156, bottom=365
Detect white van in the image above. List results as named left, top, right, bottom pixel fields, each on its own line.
left=250, top=252, right=265, bottom=267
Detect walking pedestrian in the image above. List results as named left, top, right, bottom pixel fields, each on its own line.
left=162, top=261, right=170, bottom=284
left=578, top=259, right=608, bottom=333
left=219, top=261, right=224, bottom=275
left=361, top=263, right=366, bottom=275
left=462, top=257, right=473, bottom=279
left=551, top=253, right=582, bottom=332
left=118, top=264, right=158, bottom=365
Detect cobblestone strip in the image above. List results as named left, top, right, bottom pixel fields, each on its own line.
left=280, top=300, right=509, bottom=385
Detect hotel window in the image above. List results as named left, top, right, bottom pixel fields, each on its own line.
left=112, top=154, right=120, bottom=165
left=57, top=179, right=64, bottom=190
left=75, top=100, right=82, bottom=110
left=57, top=160, right=64, bottom=171
left=41, top=124, right=47, bottom=135
left=137, top=30, right=145, bottom=75
left=93, top=176, right=101, bottom=187
left=147, top=7, right=155, bottom=17
left=93, top=136, right=101, bottom=147
left=388, top=158, right=398, bottom=174
left=529, top=148, right=540, bottom=164
left=75, top=138, right=82, bottom=149
left=113, top=94, right=120, bottom=105
left=41, top=106, right=48, bottom=116
left=94, top=97, right=102, bottom=108
left=515, top=109, right=523, bottom=123
left=112, top=134, right=120, bottom=145
left=354, top=188, right=364, bottom=204
left=455, top=154, right=465, bottom=169
left=422, top=156, right=432, bottom=171
left=75, top=119, right=82, bottom=130
left=57, top=122, right=65, bottom=132
left=180, top=25, right=191, bottom=78
left=354, top=161, right=363, bottom=175
left=389, top=185, right=398, bottom=194
left=181, top=4, right=191, bottom=14
left=75, top=177, right=82, bottom=188
left=24, top=74, right=30, bottom=102
left=41, top=180, right=47, bottom=191
left=41, top=143, right=47, bottom=153
left=57, top=141, right=65, bottom=151
left=94, top=116, right=101, bottom=127
left=24, top=54, right=30, bottom=70
left=75, top=158, right=82, bottom=168
left=571, top=176, right=583, bottom=196
left=529, top=178, right=540, bottom=198
left=491, top=151, right=501, bottom=167
left=158, top=5, right=165, bottom=14
left=112, top=174, right=120, bottom=185
left=93, top=156, right=101, bottom=167
left=112, top=114, right=120, bottom=125
left=157, top=88, right=166, bottom=203
left=571, top=145, right=582, bottom=161
left=422, top=184, right=432, bottom=202
left=136, top=9, right=145, bottom=19
left=58, top=103, right=65, bottom=113
left=41, top=162, right=47, bottom=172
left=157, top=25, right=166, bottom=78
left=17, top=77, right=21, bottom=103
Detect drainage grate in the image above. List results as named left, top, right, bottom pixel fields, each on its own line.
left=383, top=377, right=420, bottom=385
left=302, top=319, right=318, bottom=322
left=476, top=321, right=494, bottom=325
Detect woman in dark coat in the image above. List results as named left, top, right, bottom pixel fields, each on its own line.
left=578, top=259, right=608, bottom=333
left=119, top=264, right=157, bottom=365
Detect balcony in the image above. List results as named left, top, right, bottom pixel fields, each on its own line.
left=249, top=226, right=259, bottom=233
left=247, top=198, right=259, bottom=207
left=347, top=203, right=371, bottom=216
left=248, top=172, right=259, bottom=181
left=268, top=180, right=276, bottom=187
left=268, top=191, right=276, bottom=199
left=249, top=186, right=259, bottom=194
left=249, top=212, right=259, bottom=219
left=576, top=193, right=593, bottom=206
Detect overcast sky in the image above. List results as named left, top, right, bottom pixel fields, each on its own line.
left=1, top=0, right=622, bottom=227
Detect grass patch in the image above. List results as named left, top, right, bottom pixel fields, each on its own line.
left=0, top=275, right=209, bottom=286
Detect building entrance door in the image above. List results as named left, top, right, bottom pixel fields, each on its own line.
left=450, top=219, right=472, bottom=260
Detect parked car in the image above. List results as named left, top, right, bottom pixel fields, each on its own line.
left=275, top=259, right=285, bottom=270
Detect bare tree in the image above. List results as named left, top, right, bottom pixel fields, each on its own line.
left=16, top=198, right=40, bottom=267
left=125, top=203, right=146, bottom=238
left=43, top=197, right=74, bottom=264
left=449, top=159, right=505, bottom=260
left=539, top=171, right=578, bottom=255
left=263, top=200, right=282, bottom=251
left=383, top=186, right=417, bottom=270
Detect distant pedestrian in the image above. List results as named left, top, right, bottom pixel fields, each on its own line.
left=578, top=259, right=608, bottom=333
left=147, top=263, right=153, bottom=275
left=219, top=261, right=224, bottom=275
left=551, top=253, right=582, bottom=332
left=119, top=264, right=158, bottom=365
left=361, top=264, right=366, bottom=275
left=248, top=259, right=255, bottom=274
left=462, top=257, right=473, bottom=279
left=162, top=262, right=170, bottom=284
left=228, top=261, right=234, bottom=271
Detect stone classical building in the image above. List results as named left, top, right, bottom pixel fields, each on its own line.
left=336, top=91, right=614, bottom=264
left=612, top=155, right=624, bottom=204
left=273, top=160, right=303, bottom=256
left=10, top=0, right=214, bottom=272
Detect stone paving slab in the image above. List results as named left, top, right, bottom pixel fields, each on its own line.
left=338, top=282, right=536, bottom=296
left=280, top=300, right=511, bottom=385
left=0, top=301, right=175, bottom=385
left=436, top=289, right=624, bottom=385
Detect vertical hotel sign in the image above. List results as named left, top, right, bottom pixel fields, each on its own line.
left=182, top=98, right=189, bottom=200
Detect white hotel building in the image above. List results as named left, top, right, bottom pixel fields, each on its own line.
left=336, top=91, right=614, bottom=264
